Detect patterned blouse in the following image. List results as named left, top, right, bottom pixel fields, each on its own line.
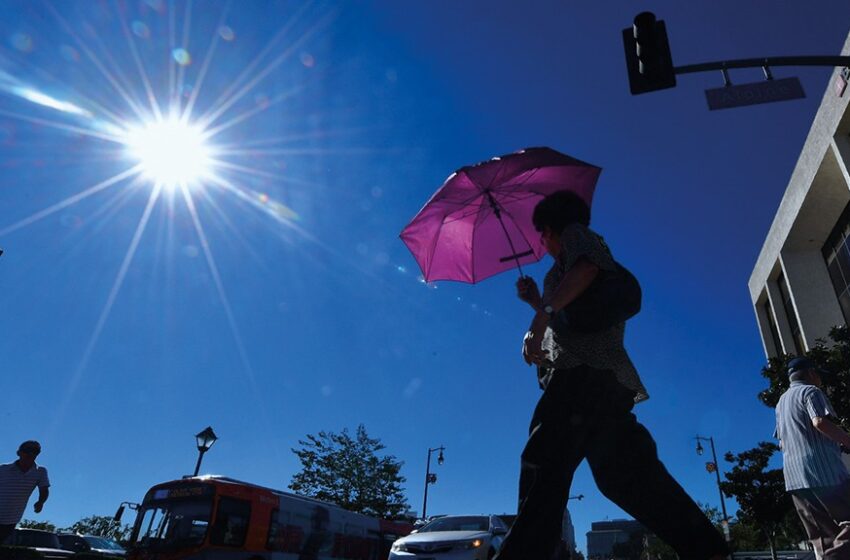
left=538, top=222, right=649, bottom=403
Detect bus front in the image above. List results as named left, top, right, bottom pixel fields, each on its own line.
left=127, top=480, right=216, bottom=560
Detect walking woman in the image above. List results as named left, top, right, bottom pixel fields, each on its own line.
left=494, top=191, right=728, bottom=560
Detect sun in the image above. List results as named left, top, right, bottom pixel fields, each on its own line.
left=124, top=118, right=213, bottom=188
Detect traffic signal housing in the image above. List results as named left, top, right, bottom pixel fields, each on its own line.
left=623, top=12, right=676, bottom=95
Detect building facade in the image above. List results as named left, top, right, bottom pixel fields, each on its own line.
left=586, top=519, right=645, bottom=559
left=749, top=34, right=850, bottom=358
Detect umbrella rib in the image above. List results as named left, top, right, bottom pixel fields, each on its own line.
left=443, top=190, right=538, bottom=225
left=493, top=191, right=539, bottom=204
left=480, top=156, right=511, bottom=195
left=494, top=167, right=542, bottom=194
left=443, top=202, right=488, bottom=225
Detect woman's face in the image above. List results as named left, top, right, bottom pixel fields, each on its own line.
left=540, top=227, right=560, bottom=257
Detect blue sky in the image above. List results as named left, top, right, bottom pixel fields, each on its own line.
left=1, top=0, right=849, bottom=553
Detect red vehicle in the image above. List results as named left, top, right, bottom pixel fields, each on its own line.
left=124, top=476, right=412, bottom=560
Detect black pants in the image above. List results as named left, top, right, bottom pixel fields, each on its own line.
left=0, top=523, right=15, bottom=545
left=494, top=365, right=728, bottom=560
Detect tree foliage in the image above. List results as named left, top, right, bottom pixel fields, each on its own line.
left=719, top=442, right=804, bottom=559
left=758, top=326, right=850, bottom=430
left=289, top=425, right=409, bottom=518
left=17, top=520, right=56, bottom=532
left=65, top=515, right=131, bottom=541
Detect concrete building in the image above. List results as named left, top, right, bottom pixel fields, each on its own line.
left=749, top=35, right=850, bottom=357
left=586, top=519, right=646, bottom=559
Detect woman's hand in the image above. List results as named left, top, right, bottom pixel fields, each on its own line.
left=516, top=276, right=543, bottom=310
left=522, top=314, right=550, bottom=366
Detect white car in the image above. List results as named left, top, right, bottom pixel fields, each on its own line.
left=390, top=515, right=508, bottom=560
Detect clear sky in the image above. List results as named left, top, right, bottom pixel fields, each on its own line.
left=1, top=0, right=849, bottom=553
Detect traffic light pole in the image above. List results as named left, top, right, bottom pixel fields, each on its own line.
left=624, top=12, right=850, bottom=96
left=674, top=55, right=850, bottom=76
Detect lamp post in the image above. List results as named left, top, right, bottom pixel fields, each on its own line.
left=568, top=494, right=584, bottom=501
left=422, top=445, right=445, bottom=520
left=193, top=426, right=218, bottom=477
left=695, top=435, right=730, bottom=542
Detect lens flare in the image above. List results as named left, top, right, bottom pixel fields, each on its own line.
left=124, top=118, right=212, bottom=188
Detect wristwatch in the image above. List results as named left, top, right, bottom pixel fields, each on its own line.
left=542, top=304, right=555, bottom=319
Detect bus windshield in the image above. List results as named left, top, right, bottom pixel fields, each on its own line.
left=132, top=498, right=212, bottom=549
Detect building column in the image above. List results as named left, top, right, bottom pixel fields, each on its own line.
left=765, top=279, right=798, bottom=354
left=831, top=137, right=850, bottom=187
left=752, top=294, right=779, bottom=358
left=779, top=250, right=845, bottom=350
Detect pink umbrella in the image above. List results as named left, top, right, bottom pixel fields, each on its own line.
left=400, top=147, right=601, bottom=283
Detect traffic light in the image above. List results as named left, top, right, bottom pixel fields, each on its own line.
left=623, top=12, right=676, bottom=94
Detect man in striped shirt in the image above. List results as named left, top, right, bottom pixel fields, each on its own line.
left=0, top=441, right=49, bottom=544
left=775, top=357, right=850, bottom=559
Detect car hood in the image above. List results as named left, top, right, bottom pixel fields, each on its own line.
left=400, top=530, right=490, bottom=544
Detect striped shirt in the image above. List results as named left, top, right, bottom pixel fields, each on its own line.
left=539, top=223, right=649, bottom=403
left=0, top=462, right=49, bottom=524
left=775, top=381, right=849, bottom=491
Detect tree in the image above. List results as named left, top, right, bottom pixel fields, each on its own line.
left=758, top=326, right=850, bottom=430
left=719, top=442, right=804, bottom=560
left=64, top=515, right=131, bottom=541
left=17, top=519, right=56, bottom=532
left=289, top=425, right=409, bottom=518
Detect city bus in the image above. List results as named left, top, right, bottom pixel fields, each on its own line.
left=122, top=476, right=413, bottom=560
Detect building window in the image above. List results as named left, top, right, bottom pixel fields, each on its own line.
left=762, top=299, right=782, bottom=356
left=822, top=202, right=850, bottom=326
left=777, top=273, right=804, bottom=355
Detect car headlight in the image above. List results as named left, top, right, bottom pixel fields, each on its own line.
left=462, top=539, right=483, bottom=550
left=391, top=542, right=408, bottom=552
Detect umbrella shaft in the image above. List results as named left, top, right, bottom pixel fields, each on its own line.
left=485, top=190, right=525, bottom=278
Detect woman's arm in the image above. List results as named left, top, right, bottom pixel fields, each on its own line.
left=540, top=257, right=599, bottom=315
left=523, top=258, right=599, bottom=365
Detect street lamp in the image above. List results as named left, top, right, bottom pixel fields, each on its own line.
left=695, top=435, right=730, bottom=542
left=193, top=426, right=218, bottom=477
left=568, top=494, right=584, bottom=501
left=422, top=445, right=445, bottom=520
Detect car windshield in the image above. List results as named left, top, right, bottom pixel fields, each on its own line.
left=15, top=530, right=61, bottom=549
left=84, top=536, right=125, bottom=551
left=418, top=516, right=489, bottom=533
left=131, top=498, right=212, bottom=549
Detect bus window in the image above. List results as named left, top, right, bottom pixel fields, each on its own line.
left=210, top=497, right=251, bottom=547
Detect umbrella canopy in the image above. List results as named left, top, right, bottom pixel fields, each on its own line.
left=400, top=147, right=601, bottom=283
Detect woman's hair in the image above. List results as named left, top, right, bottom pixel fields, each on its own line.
left=532, top=191, right=591, bottom=232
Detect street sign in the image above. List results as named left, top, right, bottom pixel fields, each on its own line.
left=705, top=77, right=805, bottom=110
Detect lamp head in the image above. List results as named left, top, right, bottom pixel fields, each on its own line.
left=195, top=426, right=218, bottom=452
left=437, top=448, right=444, bottom=465
left=696, top=441, right=704, bottom=456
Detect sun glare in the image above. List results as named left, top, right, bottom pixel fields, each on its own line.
left=125, top=118, right=212, bottom=188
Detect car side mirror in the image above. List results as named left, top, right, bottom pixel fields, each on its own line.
left=115, top=505, right=125, bottom=523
